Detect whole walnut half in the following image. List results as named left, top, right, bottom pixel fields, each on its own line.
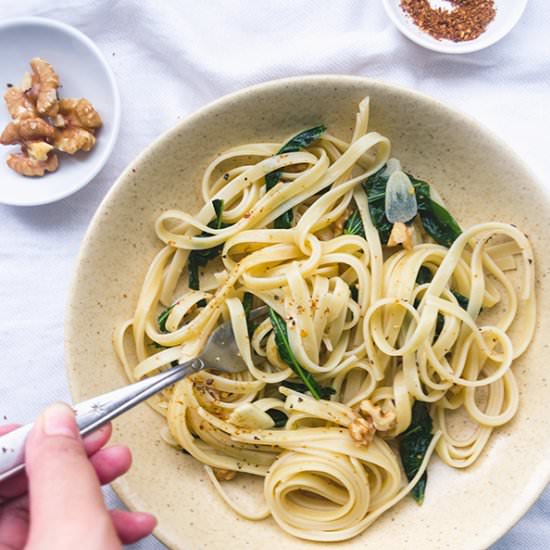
left=6, top=151, right=58, bottom=177
left=3, top=87, right=36, bottom=120
left=56, top=98, right=103, bottom=131
left=29, top=57, right=60, bottom=116
left=54, top=127, right=96, bottom=154
left=0, top=118, right=55, bottom=145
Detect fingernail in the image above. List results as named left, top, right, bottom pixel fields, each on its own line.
left=42, top=403, right=77, bottom=438
left=134, top=512, right=157, bottom=528
left=83, top=422, right=111, bottom=445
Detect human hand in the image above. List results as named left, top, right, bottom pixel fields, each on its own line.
left=0, top=403, right=156, bottom=550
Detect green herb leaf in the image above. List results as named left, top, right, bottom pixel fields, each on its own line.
left=268, top=308, right=322, bottom=400
left=416, top=266, right=433, bottom=285
left=280, top=380, right=336, bottom=400
left=349, top=284, right=359, bottom=303
left=265, top=125, right=326, bottom=227
left=148, top=341, right=166, bottom=349
left=343, top=209, right=366, bottom=238
left=243, top=292, right=255, bottom=336
left=266, top=409, right=288, bottom=428
left=278, top=125, right=327, bottom=155
left=243, top=292, right=253, bottom=318
left=264, top=170, right=281, bottom=192
left=212, top=199, right=224, bottom=227
left=415, top=266, right=469, bottom=337
left=188, top=199, right=227, bottom=290
left=451, top=290, right=469, bottom=310
left=188, top=261, right=200, bottom=291
left=157, top=304, right=175, bottom=333
left=416, top=266, right=469, bottom=310
left=435, top=313, right=445, bottom=337
left=363, top=166, right=393, bottom=244
left=265, top=125, right=327, bottom=192
left=399, top=401, right=433, bottom=505
left=273, top=209, right=294, bottom=229
left=410, top=175, right=462, bottom=248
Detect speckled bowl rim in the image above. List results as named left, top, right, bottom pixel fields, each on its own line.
left=65, top=75, right=549, bottom=550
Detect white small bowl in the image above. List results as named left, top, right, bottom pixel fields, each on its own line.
left=0, top=17, right=120, bottom=206
left=382, top=0, right=528, bottom=54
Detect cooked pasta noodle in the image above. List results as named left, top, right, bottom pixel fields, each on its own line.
left=113, top=97, right=535, bottom=541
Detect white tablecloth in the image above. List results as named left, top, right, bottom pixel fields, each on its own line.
left=1, top=1, right=548, bottom=548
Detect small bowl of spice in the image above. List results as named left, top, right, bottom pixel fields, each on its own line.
left=382, top=0, right=528, bottom=54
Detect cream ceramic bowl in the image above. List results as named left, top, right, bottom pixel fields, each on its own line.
left=66, top=76, right=550, bottom=550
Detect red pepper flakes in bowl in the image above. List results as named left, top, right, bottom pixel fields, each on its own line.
left=400, top=0, right=496, bottom=42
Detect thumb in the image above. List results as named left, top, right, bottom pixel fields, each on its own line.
left=24, top=403, right=120, bottom=550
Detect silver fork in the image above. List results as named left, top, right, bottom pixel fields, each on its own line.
left=0, top=306, right=268, bottom=483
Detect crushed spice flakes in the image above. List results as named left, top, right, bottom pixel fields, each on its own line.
left=400, top=0, right=496, bottom=42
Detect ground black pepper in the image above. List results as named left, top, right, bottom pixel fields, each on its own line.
left=400, top=0, right=496, bottom=42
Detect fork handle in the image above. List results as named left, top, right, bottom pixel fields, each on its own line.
left=0, top=358, right=204, bottom=483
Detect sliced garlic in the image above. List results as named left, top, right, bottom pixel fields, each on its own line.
left=385, top=170, right=417, bottom=223
left=229, top=403, right=275, bottom=429
left=382, top=157, right=402, bottom=177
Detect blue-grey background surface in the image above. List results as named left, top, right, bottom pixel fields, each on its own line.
left=0, top=1, right=548, bottom=548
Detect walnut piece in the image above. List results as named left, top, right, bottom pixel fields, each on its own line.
left=73, top=98, right=102, bottom=129
left=359, top=399, right=397, bottom=432
left=29, top=57, right=60, bottom=116
left=212, top=468, right=236, bottom=481
left=26, top=141, right=54, bottom=161
left=0, top=122, right=20, bottom=145
left=6, top=151, right=58, bottom=177
left=20, top=72, right=33, bottom=92
left=20, top=117, right=56, bottom=141
left=57, top=98, right=102, bottom=130
left=3, top=87, right=36, bottom=120
left=52, top=99, right=101, bottom=154
left=1, top=118, right=56, bottom=145
left=54, top=127, right=96, bottom=154
left=387, top=222, right=414, bottom=250
left=348, top=416, right=375, bottom=446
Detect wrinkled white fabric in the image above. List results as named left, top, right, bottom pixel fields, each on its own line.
left=0, top=1, right=548, bottom=548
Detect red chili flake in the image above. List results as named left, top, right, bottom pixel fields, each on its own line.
left=400, top=0, right=496, bottom=42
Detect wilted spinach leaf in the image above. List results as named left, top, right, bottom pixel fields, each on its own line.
left=363, top=166, right=393, bottom=244
left=399, top=401, right=433, bottom=505
left=265, top=125, right=327, bottom=228
left=343, top=209, right=366, bottom=238
left=188, top=199, right=226, bottom=291
left=409, top=175, right=462, bottom=248
left=266, top=409, right=288, bottom=428
left=269, top=308, right=322, bottom=399
left=157, top=304, right=175, bottom=333
left=280, top=380, right=336, bottom=400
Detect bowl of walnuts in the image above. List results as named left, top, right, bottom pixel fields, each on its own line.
left=0, top=17, right=120, bottom=206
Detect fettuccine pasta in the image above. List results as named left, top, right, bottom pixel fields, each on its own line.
left=114, top=97, right=535, bottom=542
